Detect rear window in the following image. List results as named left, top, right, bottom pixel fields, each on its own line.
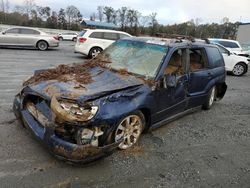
left=89, top=32, right=103, bottom=39
left=103, top=32, right=118, bottom=40
left=218, top=41, right=240, bottom=48
left=79, top=30, right=87, bottom=37
left=206, top=47, right=224, bottom=68
left=119, top=33, right=130, bottom=39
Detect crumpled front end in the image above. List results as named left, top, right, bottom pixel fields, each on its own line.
left=13, top=89, right=122, bottom=163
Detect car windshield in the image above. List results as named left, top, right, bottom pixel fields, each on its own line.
left=99, top=40, right=168, bottom=78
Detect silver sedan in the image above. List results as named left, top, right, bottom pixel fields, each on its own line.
left=0, top=27, right=59, bottom=51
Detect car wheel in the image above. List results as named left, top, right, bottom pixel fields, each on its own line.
left=37, top=41, right=48, bottom=51
left=232, top=63, right=247, bottom=76
left=73, top=37, right=77, bottom=42
left=114, top=111, right=145, bottom=150
left=202, top=86, right=216, bottom=110
left=59, top=37, right=63, bottom=41
left=89, top=47, right=102, bottom=58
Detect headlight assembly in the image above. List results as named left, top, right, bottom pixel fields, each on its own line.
left=51, top=96, right=98, bottom=122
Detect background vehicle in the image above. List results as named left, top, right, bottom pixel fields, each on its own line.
left=13, top=37, right=227, bottom=163
left=58, top=32, right=78, bottom=42
left=74, top=29, right=132, bottom=58
left=208, top=38, right=249, bottom=57
left=0, top=27, right=59, bottom=51
left=216, top=43, right=249, bottom=76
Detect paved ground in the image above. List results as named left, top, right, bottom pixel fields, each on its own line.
left=0, top=42, right=250, bottom=188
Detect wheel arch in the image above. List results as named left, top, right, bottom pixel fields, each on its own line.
left=139, top=108, right=151, bottom=132
left=88, top=46, right=103, bottom=56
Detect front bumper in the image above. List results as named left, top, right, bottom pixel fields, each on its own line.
left=13, top=94, right=121, bottom=163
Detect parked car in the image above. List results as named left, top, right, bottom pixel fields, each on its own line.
left=215, top=44, right=249, bottom=76
left=74, top=29, right=132, bottom=58
left=208, top=38, right=249, bottom=57
left=0, top=27, right=59, bottom=51
left=13, top=37, right=227, bottom=163
left=58, top=32, right=78, bottom=42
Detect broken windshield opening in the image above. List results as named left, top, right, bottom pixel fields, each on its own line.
left=99, top=40, right=168, bottom=78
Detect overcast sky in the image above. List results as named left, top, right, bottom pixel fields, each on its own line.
left=10, top=0, right=250, bottom=24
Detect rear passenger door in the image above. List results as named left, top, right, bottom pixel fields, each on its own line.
left=187, top=48, right=215, bottom=108
left=18, top=28, right=40, bottom=46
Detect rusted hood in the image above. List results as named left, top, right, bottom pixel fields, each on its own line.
left=28, top=67, right=144, bottom=102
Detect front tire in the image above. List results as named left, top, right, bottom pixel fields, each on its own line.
left=202, top=86, right=216, bottom=110
left=113, top=111, right=145, bottom=150
left=37, top=41, right=48, bottom=51
left=232, top=62, right=247, bottom=76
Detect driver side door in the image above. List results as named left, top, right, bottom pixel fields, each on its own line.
left=0, top=28, right=20, bottom=46
left=154, top=48, right=189, bottom=122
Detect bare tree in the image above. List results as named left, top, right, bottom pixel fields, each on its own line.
left=66, top=5, right=81, bottom=28
left=90, top=12, right=96, bottom=21
left=0, top=0, right=5, bottom=13
left=5, top=0, right=9, bottom=13
left=103, top=6, right=115, bottom=23
left=23, top=0, right=36, bottom=18
left=118, top=7, right=128, bottom=29
left=97, top=6, right=103, bottom=22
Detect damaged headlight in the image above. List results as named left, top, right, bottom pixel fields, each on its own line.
left=51, top=96, right=98, bottom=122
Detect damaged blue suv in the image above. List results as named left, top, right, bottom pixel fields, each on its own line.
left=13, top=37, right=227, bottom=163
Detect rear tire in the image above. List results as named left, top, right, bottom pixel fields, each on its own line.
left=59, top=37, right=63, bottom=41
left=202, top=86, right=216, bottom=110
left=37, top=41, right=48, bottom=51
left=89, top=47, right=102, bottom=58
left=232, top=62, right=247, bottom=76
left=72, top=37, right=77, bottom=42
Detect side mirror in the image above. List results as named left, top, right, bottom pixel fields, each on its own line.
left=162, top=74, right=177, bottom=89
left=227, top=51, right=231, bottom=56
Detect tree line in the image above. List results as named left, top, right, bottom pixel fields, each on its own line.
left=0, top=0, right=240, bottom=39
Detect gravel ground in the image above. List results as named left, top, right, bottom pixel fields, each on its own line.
left=0, top=42, right=250, bottom=188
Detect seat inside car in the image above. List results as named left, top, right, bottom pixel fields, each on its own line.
left=165, top=51, right=184, bottom=75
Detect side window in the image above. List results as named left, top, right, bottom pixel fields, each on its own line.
left=218, top=41, right=240, bottom=48
left=89, top=32, right=103, bottom=39
left=6, top=28, right=19, bottom=34
left=206, top=47, right=224, bottom=68
left=20, top=29, right=40, bottom=35
left=119, top=33, right=130, bottom=39
left=103, top=32, right=118, bottom=40
left=165, top=49, right=186, bottom=75
left=189, top=48, right=208, bottom=72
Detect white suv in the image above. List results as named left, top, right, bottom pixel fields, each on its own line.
left=74, top=29, right=132, bottom=58
left=216, top=44, right=249, bottom=76
left=208, top=38, right=250, bottom=57
left=58, top=32, right=78, bottom=42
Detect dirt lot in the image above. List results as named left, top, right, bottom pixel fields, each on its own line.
left=0, top=42, right=250, bottom=188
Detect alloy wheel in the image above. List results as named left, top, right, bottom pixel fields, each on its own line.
left=115, top=115, right=143, bottom=150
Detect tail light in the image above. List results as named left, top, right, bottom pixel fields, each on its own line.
left=79, top=37, right=87, bottom=43
left=53, top=36, right=59, bottom=40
